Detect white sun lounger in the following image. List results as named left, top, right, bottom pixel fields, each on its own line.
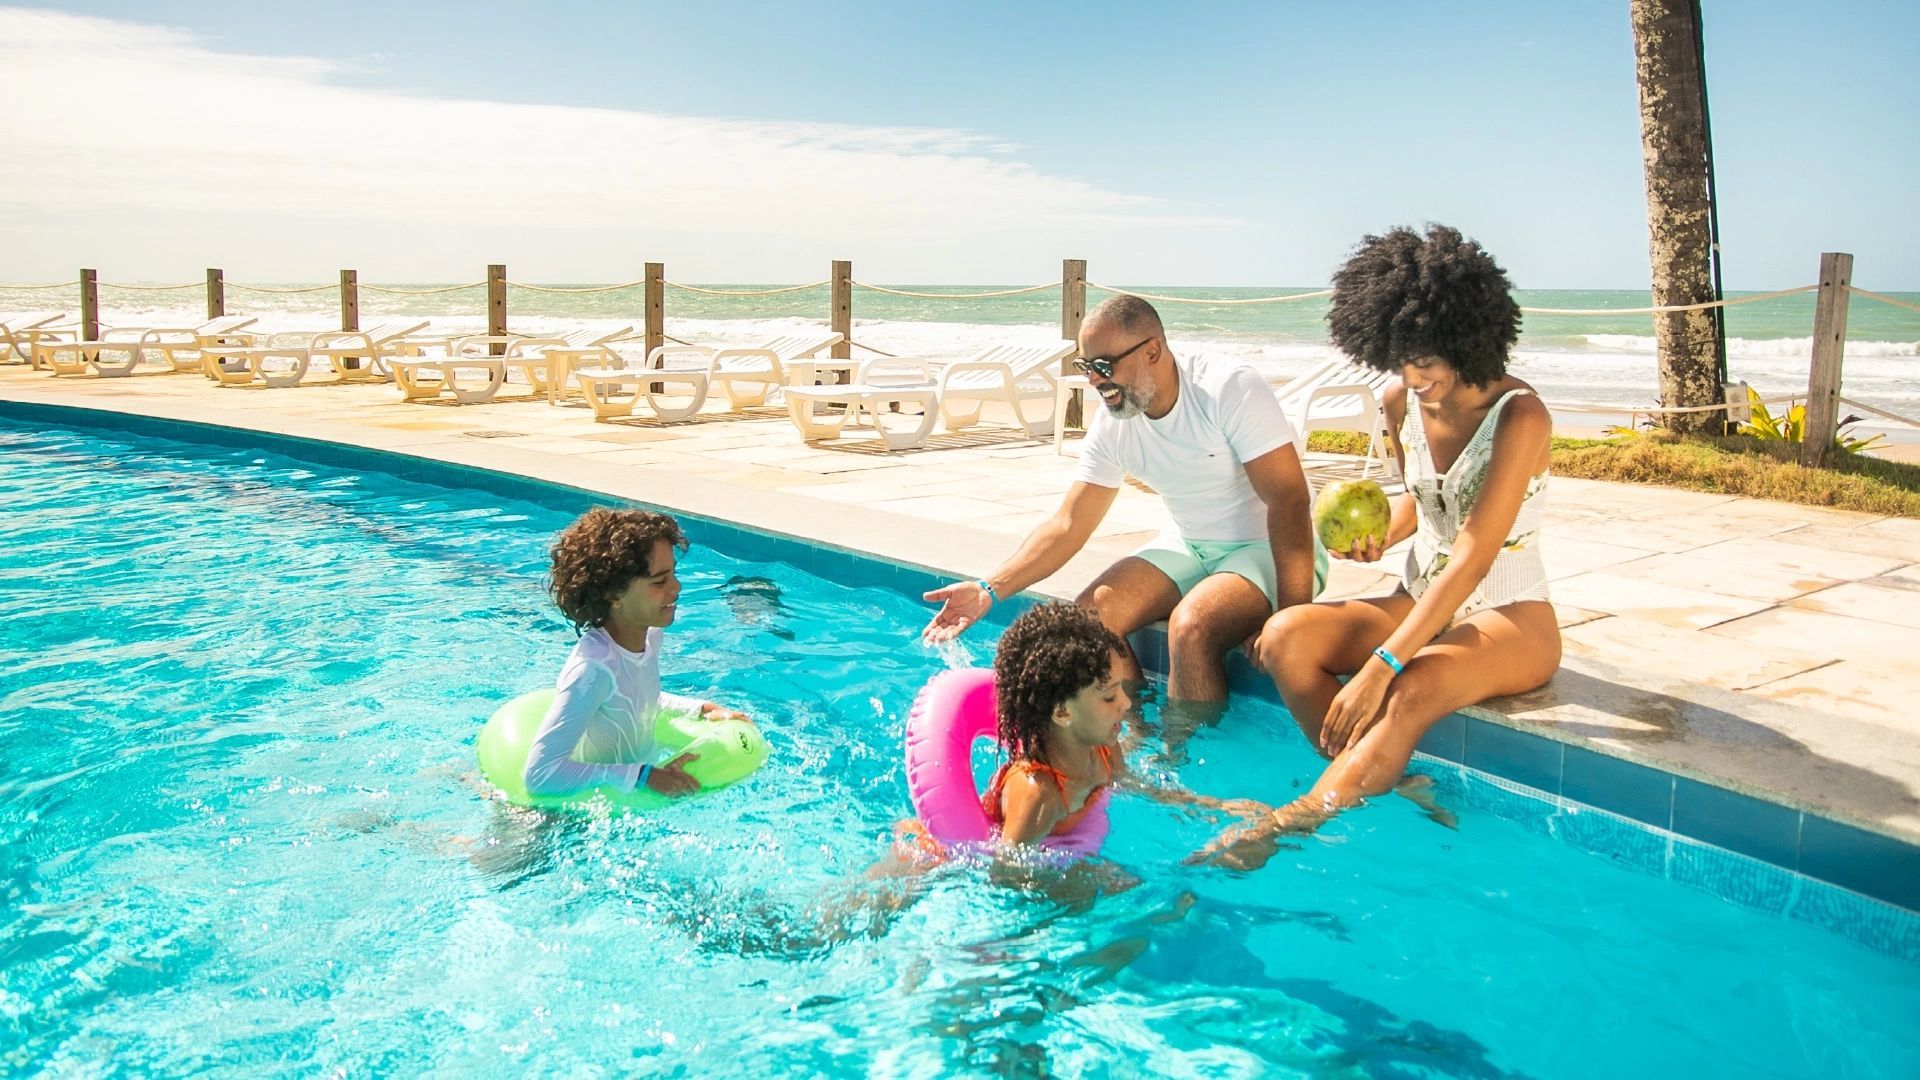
left=934, top=340, right=1076, bottom=438
left=204, top=320, right=430, bottom=388
left=1271, top=359, right=1398, bottom=479
left=784, top=357, right=942, bottom=450
left=572, top=332, right=845, bottom=422
left=389, top=326, right=636, bottom=405
left=31, top=315, right=261, bottom=377
left=0, top=312, right=70, bottom=364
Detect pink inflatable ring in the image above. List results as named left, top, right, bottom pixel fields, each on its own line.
left=904, top=667, right=1110, bottom=857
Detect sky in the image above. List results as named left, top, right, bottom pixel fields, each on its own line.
left=1, top=1, right=1915, bottom=288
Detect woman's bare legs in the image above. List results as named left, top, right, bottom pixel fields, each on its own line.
left=1208, top=600, right=1561, bottom=869
left=1257, top=592, right=1413, bottom=750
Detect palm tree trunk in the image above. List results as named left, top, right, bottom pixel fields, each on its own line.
left=1630, top=0, right=1721, bottom=435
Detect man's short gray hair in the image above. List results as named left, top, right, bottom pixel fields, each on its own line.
left=1087, top=294, right=1164, bottom=338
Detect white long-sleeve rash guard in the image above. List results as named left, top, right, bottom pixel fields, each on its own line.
left=522, top=625, right=706, bottom=797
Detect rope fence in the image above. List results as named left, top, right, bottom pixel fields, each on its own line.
left=851, top=281, right=1055, bottom=300
left=223, top=282, right=337, bottom=295
left=357, top=282, right=487, bottom=296
left=1088, top=283, right=1332, bottom=305
left=507, top=280, right=647, bottom=294
left=96, top=281, right=202, bottom=292
left=1847, top=287, right=1920, bottom=316
left=664, top=281, right=828, bottom=297
left=1839, top=396, right=1920, bottom=429
left=0, top=281, right=79, bottom=290
left=1518, top=284, right=1820, bottom=315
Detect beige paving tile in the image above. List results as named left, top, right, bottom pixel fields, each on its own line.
left=1605, top=550, right=1847, bottom=603
left=1786, top=575, right=1920, bottom=629
left=1561, top=614, right=1835, bottom=690
left=1745, top=660, right=1918, bottom=734
left=1550, top=513, right=1748, bottom=554
left=1682, top=536, right=1906, bottom=583
left=872, top=495, right=1036, bottom=524
left=1705, top=607, right=1920, bottom=671
left=1555, top=604, right=1610, bottom=629
left=1540, top=537, right=1663, bottom=580
left=1769, top=520, right=1920, bottom=564
left=1548, top=571, right=1774, bottom=629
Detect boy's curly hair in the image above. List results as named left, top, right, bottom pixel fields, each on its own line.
left=547, top=508, right=688, bottom=632
left=993, top=602, right=1125, bottom=763
left=1326, top=224, right=1521, bottom=387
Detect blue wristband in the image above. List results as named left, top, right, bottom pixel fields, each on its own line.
left=1371, top=646, right=1405, bottom=676
left=637, top=763, right=653, bottom=789
left=977, top=579, right=998, bottom=600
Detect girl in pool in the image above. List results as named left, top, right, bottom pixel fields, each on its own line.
left=898, top=602, right=1260, bottom=862
left=1205, top=225, right=1560, bottom=868
left=524, top=508, right=753, bottom=800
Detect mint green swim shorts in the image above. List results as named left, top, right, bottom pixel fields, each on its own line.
left=1131, top=533, right=1329, bottom=609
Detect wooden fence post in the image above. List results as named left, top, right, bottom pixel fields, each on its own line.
left=340, top=270, right=359, bottom=331
left=1061, top=258, right=1087, bottom=426
left=1800, top=251, right=1853, bottom=467
left=80, top=269, right=98, bottom=341
left=830, top=259, right=852, bottom=362
left=206, top=268, right=224, bottom=319
left=487, top=263, right=507, bottom=355
left=644, top=262, right=664, bottom=358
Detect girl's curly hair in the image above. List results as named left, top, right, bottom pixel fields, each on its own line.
left=547, top=508, right=688, bottom=632
left=993, top=603, right=1125, bottom=763
left=1326, top=224, right=1521, bottom=387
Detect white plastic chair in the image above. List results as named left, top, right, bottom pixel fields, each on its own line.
left=203, top=320, right=430, bottom=388
left=1271, top=359, right=1398, bottom=479
left=390, top=327, right=636, bottom=405
left=935, top=340, right=1076, bottom=438
left=0, top=312, right=69, bottom=363
left=572, top=332, right=844, bottom=422
left=784, top=357, right=942, bottom=450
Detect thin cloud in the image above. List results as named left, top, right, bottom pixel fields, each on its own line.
left=0, top=8, right=1238, bottom=279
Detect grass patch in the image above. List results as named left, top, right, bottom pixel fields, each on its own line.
left=1303, top=430, right=1920, bottom=517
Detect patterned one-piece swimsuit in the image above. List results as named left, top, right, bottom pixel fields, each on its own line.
left=1399, top=388, right=1551, bottom=621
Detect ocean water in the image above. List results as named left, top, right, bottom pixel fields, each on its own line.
left=4, top=281, right=1916, bottom=428
left=3, top=411, right=1917, bottom=1077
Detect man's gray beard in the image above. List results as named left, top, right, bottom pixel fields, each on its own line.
left=1104, top=385, right=1150, bottom=419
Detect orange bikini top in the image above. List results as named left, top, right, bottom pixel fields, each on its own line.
left=982, top=745, right=1116, bottom=836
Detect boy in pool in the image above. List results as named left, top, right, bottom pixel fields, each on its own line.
left=524, top=508, right=754, bottom=800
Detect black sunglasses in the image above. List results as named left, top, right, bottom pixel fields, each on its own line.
left=1073, top=336, right=1156, bottom=380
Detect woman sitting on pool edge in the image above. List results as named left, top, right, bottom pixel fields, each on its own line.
left=1206, top=224, right=1560, bottom=869
left=524, top=508, right=754, bottom=800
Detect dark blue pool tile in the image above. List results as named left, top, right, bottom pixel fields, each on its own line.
left=1558, top=805, right=1670, bottom=877
left=1670, top=840, right=1794, bottom=916
left=1463, top=721, right=1563, bottom=795
left=1561, top=746, right=1674, bottom=830
left=1797, top=815, right=1920, bottom=913
left=1416, top=712, right=1466, bottom=764
left=1125, top=625, right=1169, bottom=678
left=1671, top=779, right=1802, bottom=869
left=1786, top=881, right=1920, bottom=963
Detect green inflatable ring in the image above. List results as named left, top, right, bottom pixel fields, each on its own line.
left=476, top=689, right=769, bottom=812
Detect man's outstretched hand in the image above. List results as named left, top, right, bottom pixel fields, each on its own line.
left=921, top=581, right=993, bottom=643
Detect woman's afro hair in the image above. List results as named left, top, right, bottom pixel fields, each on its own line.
left=1326, top=224, right=1520, bottom=386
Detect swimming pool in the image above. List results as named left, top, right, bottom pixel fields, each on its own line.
left=2, top=408, right=1916, bottom=1076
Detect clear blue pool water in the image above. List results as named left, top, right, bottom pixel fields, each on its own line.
left=2, top=413, right=1917, bottom=1077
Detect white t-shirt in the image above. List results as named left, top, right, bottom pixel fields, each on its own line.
left=523, top=625, right=705, bottom=797
left=1073, top=354, right=1299, bottom=542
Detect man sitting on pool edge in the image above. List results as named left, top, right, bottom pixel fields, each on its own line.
left=921, top=294, right=1326, bottom=735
